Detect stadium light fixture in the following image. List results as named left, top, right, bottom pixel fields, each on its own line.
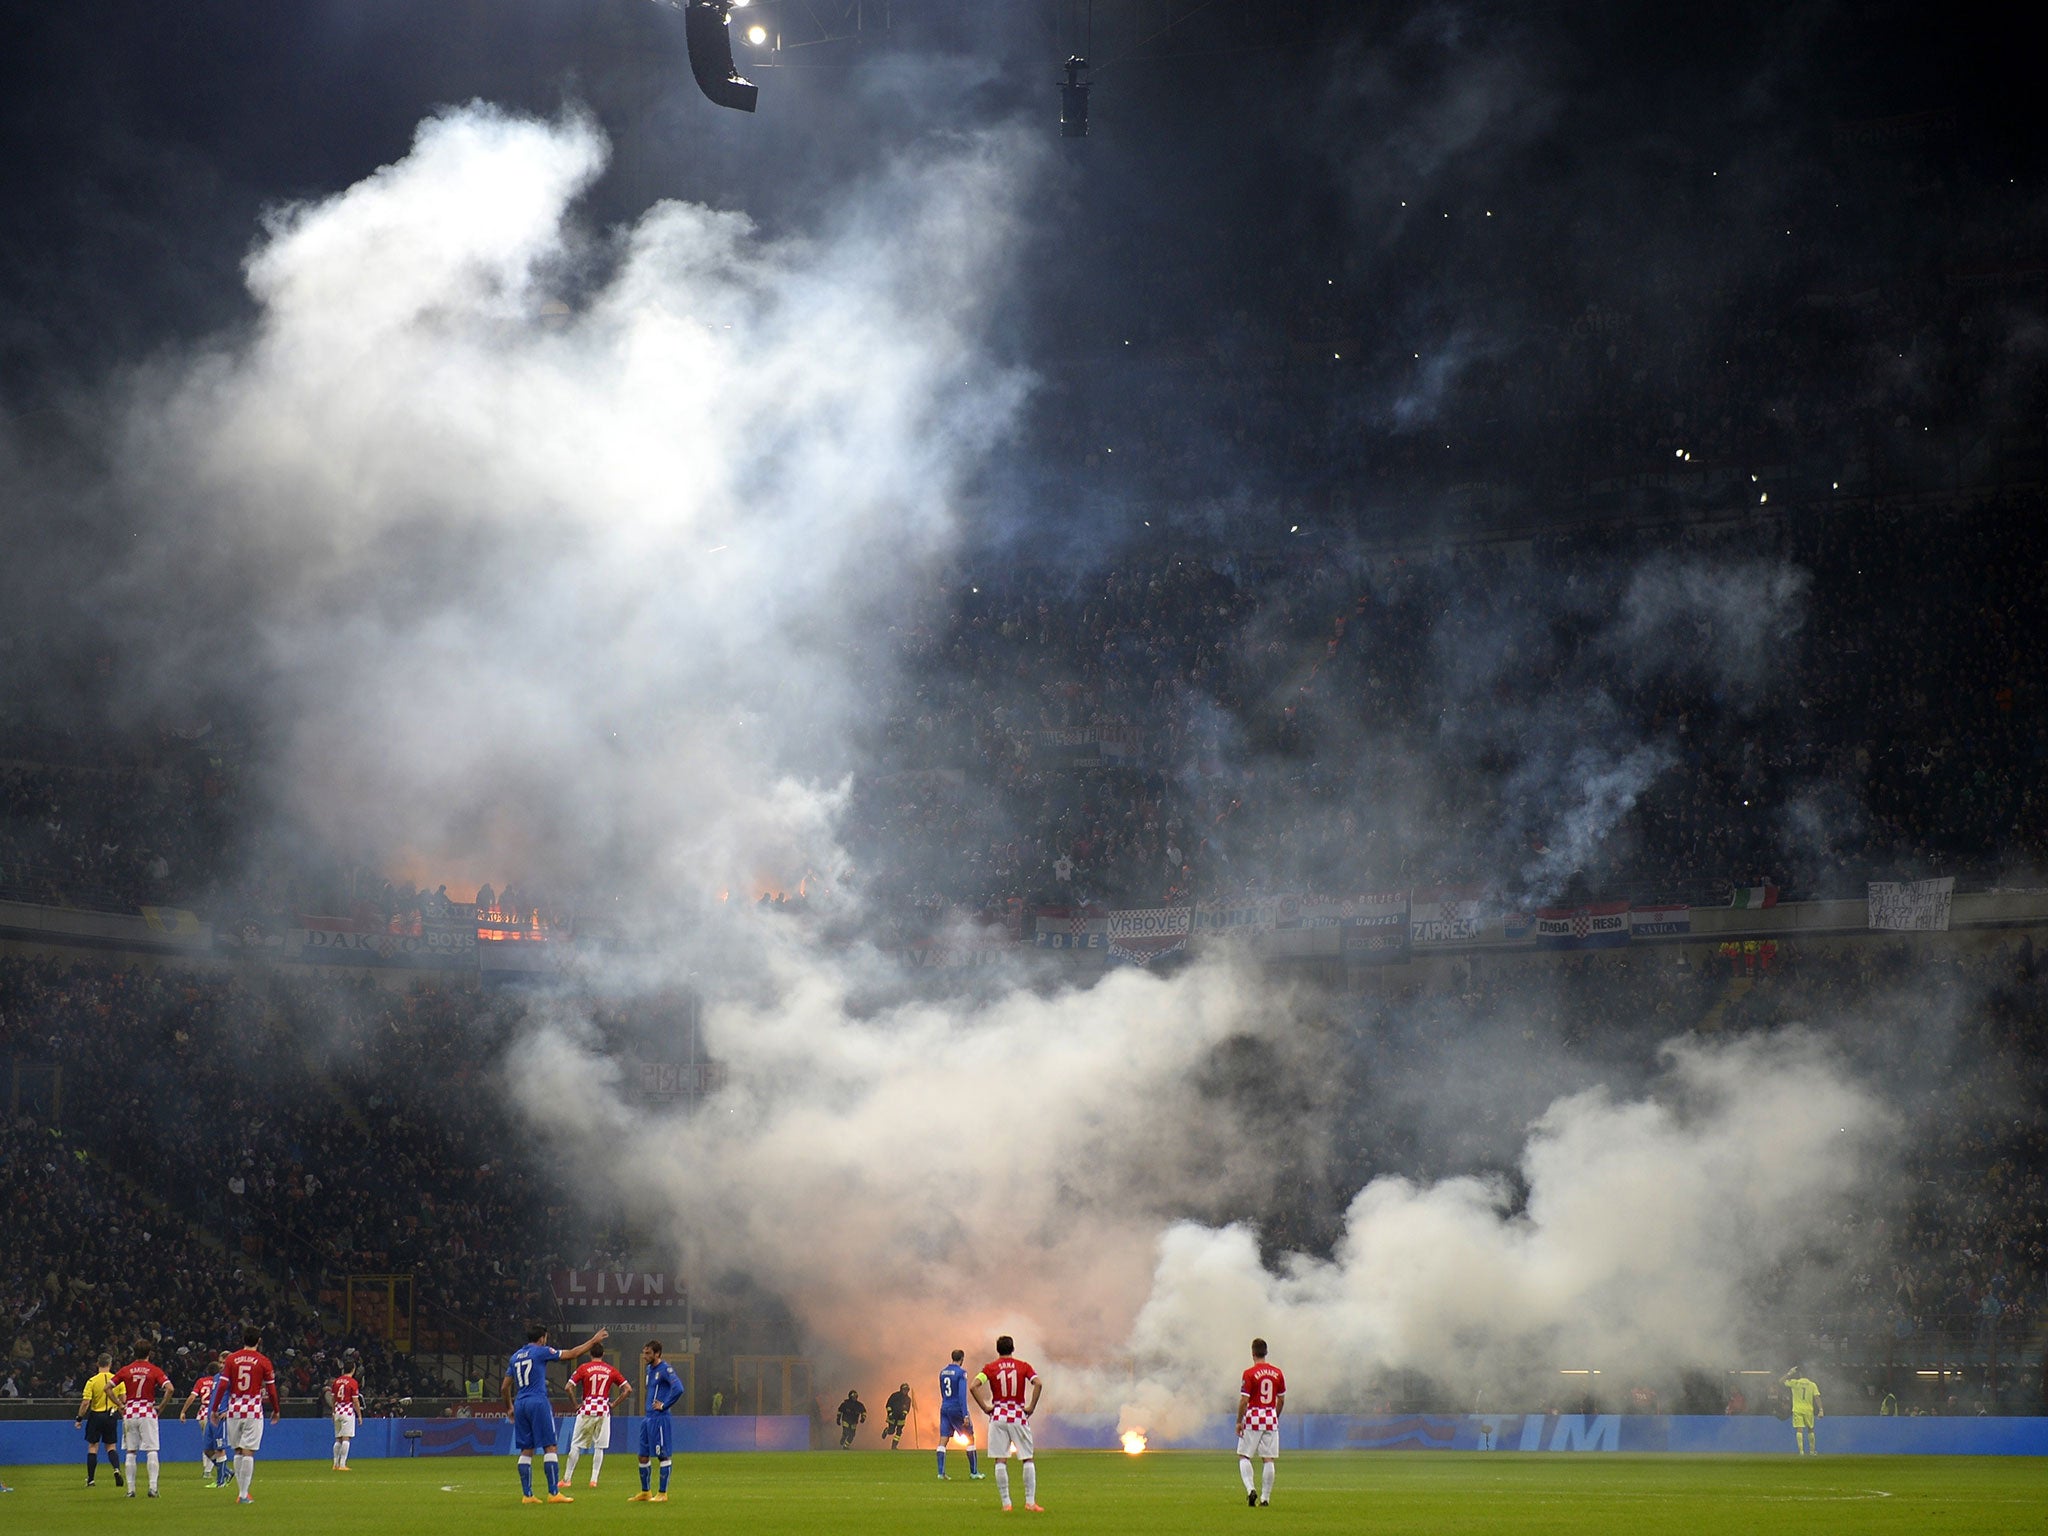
left=683, top=0, right=759, bottom=112
left=746, top=23, right=769, bottom=45
left=1060, top=56, right=1090, bottom=138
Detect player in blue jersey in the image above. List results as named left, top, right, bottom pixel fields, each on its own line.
left=504, top=1323, right=609, bottom=1504
left=936, top=1349, right=982, bottom=1481
left=629, top=1340, right=686, bottom=1502
left=178, top=1353, right=233, bottom=1488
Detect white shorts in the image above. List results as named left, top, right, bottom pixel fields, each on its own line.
left=227, top=1417, right=266, bottom=1452
left=333, top=1410, right=357, bottom=1439
left=1237, top=1427, right=1279, bottom=1460
left=987, top=1419, right=1035, bottom=1460
left=571, top=1413, right=611, bottom=1451
left=121, top=1416, right=161, bottom=1454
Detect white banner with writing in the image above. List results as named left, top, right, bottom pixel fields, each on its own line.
left=1868, top=877, right=1954, bottom=932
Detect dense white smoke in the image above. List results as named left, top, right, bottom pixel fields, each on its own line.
left=92, top=103, right=1891, bottom=1428
left=517, top=951, right=1307, bottom=1374
left=1115, top=1031, right=1880, bottom=1431
left=106, top=102, right=1029, bottom=893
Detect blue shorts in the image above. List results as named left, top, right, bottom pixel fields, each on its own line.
left=512, top=1398, right=557, bottom=1453
left=940, top=1409, right=973, bottom=1440
left=203, top=1421, right=227, bottom=1454
left=638, top=1415, right=672, bottom=1459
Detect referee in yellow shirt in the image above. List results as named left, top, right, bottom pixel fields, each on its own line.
left=77, top=1354, right=126, bottom=1488
left=1783, top=1366, right=1823, bottom=1455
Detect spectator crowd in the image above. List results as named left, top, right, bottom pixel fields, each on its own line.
left=0, top=957, right=617, bottom=1400
left=2, top=933, right=2043, bottom=1412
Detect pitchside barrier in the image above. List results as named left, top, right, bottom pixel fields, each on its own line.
left=0, top=1415, right=809, bottom=1464
left=6, top=1412, right=2046, bottom=1462
left=1037, top=1412, right=2048, bottom=1455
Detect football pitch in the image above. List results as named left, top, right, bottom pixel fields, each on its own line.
left=7, top=1451, right=2043, bottom=1534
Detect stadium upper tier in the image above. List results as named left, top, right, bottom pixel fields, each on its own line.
left=5, top=491, right=2038, bottom=928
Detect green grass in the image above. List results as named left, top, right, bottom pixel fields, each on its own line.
left=7, top=1450, right=2045, bottom=1534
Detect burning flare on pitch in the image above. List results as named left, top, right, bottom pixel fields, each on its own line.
left=1120, top=1429, right=1148, bottom=1456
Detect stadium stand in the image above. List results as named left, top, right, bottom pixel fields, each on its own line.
left=0, top=959, right=582, bottom=1399
left=2, top=934, right=2043, bottom=1413
left=0, top=195, right=2044, bottom=1414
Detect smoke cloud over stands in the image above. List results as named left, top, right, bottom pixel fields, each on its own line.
left=1119, top=1031, right=1882, bottom=1431
left=103, top=103, right=1031, bottom=896
left=83, top=103, right=1889, bottom=1418
left=8, top=0, right=2023, bottom=1429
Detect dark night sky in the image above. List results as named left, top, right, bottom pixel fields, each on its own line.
left=0, top=2, right=2031, bottom=367
left=2, top=0, right=2042, bottom=556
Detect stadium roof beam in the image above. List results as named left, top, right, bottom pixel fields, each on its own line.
left=680, top=0, right=894, bottom=61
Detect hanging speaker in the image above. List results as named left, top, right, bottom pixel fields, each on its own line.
left=686, top=2, right=759, bottom=113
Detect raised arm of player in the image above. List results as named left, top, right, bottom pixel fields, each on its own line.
left=557, top=1327, right=610, bottom=1364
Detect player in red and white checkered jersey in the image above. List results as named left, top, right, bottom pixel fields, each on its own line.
left=562, top=1345, right=631, bottom=1489
left=969, top=1336, right=1044, bottom=1513
left=114, top=1342, right=173, bottom=1498
left=325, top=1359, right=364, bottom=1471
left=1235, top=1338, right=1287, bottom=1507
left=221, top=1325, right=282, bottom=1503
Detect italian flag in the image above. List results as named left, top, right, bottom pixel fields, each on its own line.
left=1729, top=884, right=1779, bottom=909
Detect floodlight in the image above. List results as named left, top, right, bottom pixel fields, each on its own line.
left=685, top=0, right=759, bottom=112
left=1060, top=56, right=1090, bottom=138
left=746, top=22, right=769, bottom=45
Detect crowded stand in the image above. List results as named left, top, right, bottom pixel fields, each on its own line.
left=0, top=958, right=608, bottom=1400
left=0, top=753, right=235, bottom=914
left=12, top=494, right=2040, bottom=930
left=0, top=921, right=2042, bottom=1412
left=0, top=134, right=2043, bottom=1426
left=1339, top=940, right=2048, bottom=1413
left=839, top=492, right=2048, bottom=917
left=0, top=1110, right=282, bottom=1399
